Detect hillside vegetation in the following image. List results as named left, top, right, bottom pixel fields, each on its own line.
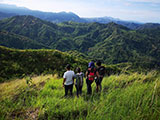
left=0, top=31, right=49, bottom=49
left=0, top=16, right=160, bottom=67
left=0, top=71, right=160, bottom=119
left=0, top=46, right=87, bottom=82
left=0, top=46, right=136, bottom=83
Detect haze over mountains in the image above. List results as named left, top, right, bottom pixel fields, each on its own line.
left=1, top=3, right=160, bottom=29
left=0, top=3, right=149, bottom=29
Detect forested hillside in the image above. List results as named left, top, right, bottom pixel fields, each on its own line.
left=0, top=31, right=49, bottom=49
left=0, top=11, right=16, bottom=20
left=0, top=15, right=160, bottom=68
left=0, top=46, right=87, bottom=82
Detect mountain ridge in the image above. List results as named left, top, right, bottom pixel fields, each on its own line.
left=0, top=15, right=160, bottom=68
left=0, top=3, right=85, bottom=23
left=1, top=3, right=159, bottom=29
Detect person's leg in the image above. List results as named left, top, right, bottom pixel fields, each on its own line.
left=87, top=82, right=91, bottom=94
left=86, top=78, right=90, bottom=94
left=79, top=86, right=82, bottom=95
left=96, top=84, right=98, bottom=92
left=88, top=80, right=92, bottom=94
left=100, top=77, right=103, bottom=91
left=95, top=78, right=98, bottom=92
left=96, top=79, right=99, bottom=92
left=90, top=81, right=92, bottom=94
left=75, top=85, right=79, bottom=97
left=64, top=85, right=69, bottom=96
left=69, top=84, right=73, bottom=96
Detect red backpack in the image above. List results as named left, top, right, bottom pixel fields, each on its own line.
left=88, top=67, right=96, bottom=81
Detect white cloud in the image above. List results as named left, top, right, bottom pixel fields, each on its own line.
left=127, top=0, right=160, bottom=4
left=0, top=0, right=160, bottom=23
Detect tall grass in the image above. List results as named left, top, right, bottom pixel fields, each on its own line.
left=0, top=71, right=160, bottom=120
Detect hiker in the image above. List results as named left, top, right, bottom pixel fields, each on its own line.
left=86, top=61, right=96, bottom=94
left=74, top=67, right=84, bottom=97
left=95, top=60, right=106, bottom=92
left=63, top=64, right=75, bottom=97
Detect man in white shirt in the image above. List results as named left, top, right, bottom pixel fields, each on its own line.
left=63, top=64, right=75, bottom=96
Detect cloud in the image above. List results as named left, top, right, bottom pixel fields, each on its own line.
left=0, top=0, right=160, bottom=23
left=127, top=0, right=160, bottom=4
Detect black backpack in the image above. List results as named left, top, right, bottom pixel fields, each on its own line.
left=98, top=66, right=105, bottom=76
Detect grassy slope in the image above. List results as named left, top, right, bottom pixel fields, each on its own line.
left=0, top=72, right=160, bottom=120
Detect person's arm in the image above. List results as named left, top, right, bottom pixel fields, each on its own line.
left=63, top=72, right=66, bottom=87
left=72, top=72, right=75, bottom=84
left=63, top=78, right=66, bottom=87
left=86, top=71, right=88, bottom=77
left=72, top=77, right=74, bottom=84
left=96, top=70, right=100, bottom=78
left=81, top=73, right=84, bottom=85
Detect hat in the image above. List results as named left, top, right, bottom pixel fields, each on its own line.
left=88, top=61, right=95, bottom=68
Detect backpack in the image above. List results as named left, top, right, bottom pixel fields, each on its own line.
left=88, top=67, right=96, bottom=81
left=76, top=73, right=83, bottom=86
left=98, top=66, right=105, bottom=76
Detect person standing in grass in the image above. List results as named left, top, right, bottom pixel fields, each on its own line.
left=95, top=60, right=106, bottom=92
left=86, top=61, right=96, bottom=95
left=63, top=64, right=75, bottom=97
left=75, top=67, right=84, bottom=97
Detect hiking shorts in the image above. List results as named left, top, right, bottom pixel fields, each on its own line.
left=95, top=77, right=103, bottom=85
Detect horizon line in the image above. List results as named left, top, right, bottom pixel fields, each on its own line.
left=0, top=3, right=159, bottom=24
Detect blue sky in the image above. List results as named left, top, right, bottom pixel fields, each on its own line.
left=0, top=0, right=160, bottom=23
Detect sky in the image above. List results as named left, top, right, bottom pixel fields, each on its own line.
left=0, top=0, right=160, bottom=23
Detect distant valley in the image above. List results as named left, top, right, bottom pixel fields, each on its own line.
left=0, top=15, right=160, bottom=69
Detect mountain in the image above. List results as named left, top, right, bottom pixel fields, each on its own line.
left=0, top=15, right=160, bottom=69
left=0, top=3, right=85, bottom=23
left=1, top=3, right=160, bottom=30
left=0, top=3, right=141, bottom=29
left=88, top=29, right=159, bottom=64
left=137, top=23, right=160, bottom=41
left=0, top=30, right=49, bottom=49
left=0, top=12, right=16, bottom=20
left=0, top=15, right=78, bottom=51
left=0, top=15, right=60, bottom=45
left=137, top=23, right=160, bottom=30
left=84, top=17, right=142, bottom=29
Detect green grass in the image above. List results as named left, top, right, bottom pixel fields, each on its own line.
left=0, top=71, right=160, bottom=120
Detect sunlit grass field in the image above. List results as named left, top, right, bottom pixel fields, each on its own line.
left=0, top=71, right=160, bottom=120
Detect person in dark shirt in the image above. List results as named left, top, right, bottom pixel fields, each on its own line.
left=95, top=60, right=105, bottom=92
